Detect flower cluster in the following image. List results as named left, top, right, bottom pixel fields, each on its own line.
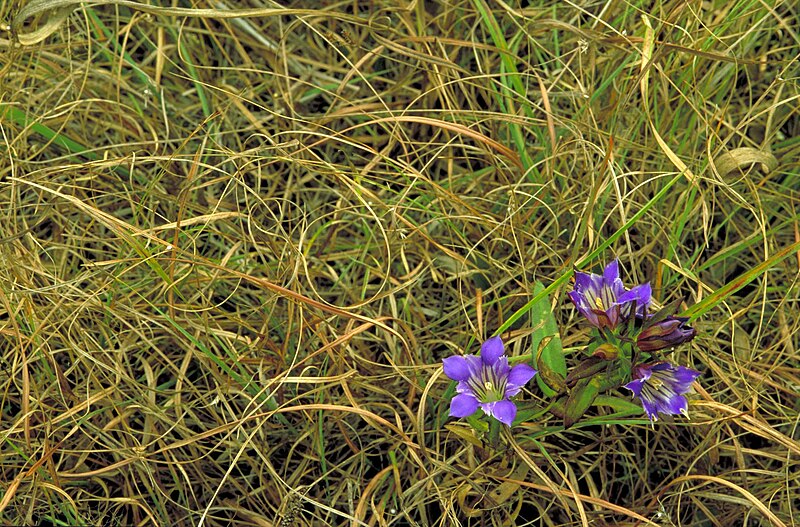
left=440, top=258, right=702, bottom=431
left=570, top=260, right=700, bottom=422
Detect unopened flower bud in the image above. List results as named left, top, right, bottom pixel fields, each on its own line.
left=636, top=316, right=696, bottom=352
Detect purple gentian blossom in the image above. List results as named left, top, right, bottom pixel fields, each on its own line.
left=637, top=316, right=696, bottom=352
left=442, top=336, right=537, bottom=426
left=569, top=259, right=652, bottom=329
left=624, top=362, right=701, bottom=421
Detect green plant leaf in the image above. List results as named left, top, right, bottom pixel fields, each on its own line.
left=565, top=356, right=609, bottom=387
left=530, top=281, right=565, bottom=396
left=683, top=236, right=800, bottom=321
left=564, top=377, right=602, bottom=429
left=593, top=395, right=643, bottom=414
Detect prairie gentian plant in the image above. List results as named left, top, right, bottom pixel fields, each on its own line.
left=442, top=258, right=701, bottom=435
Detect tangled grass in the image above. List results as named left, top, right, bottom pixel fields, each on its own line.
left=1, top=0, right=799, bottom=525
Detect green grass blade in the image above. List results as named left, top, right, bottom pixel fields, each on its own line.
left=1, top=104, right=98, bottom=160
left=683, top=238, right=800, bottom=321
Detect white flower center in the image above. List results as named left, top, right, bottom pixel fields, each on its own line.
left=466, top=363, right=508, bottom=404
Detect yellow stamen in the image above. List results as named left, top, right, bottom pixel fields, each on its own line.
left=595, top=297, right=605, bottom=309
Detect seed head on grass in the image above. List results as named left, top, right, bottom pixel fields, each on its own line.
left=442, top=336, right=537, bottom=426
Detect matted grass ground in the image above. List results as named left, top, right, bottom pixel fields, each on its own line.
left=1, top=0, right=799, bottom=525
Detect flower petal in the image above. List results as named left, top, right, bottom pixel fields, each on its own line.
left=506, top=364, right=537, bottom=396
left=603, top=259, right=620, bottom=283
left=623, top=377, right=647, bottom=397
left=658, top=394, right=689, bottom=416
left=639, top=397, right=660, bottom=422
left=670, top=365, right=702, bottom=387
left=442, top=356, right=471, bottom=381
left=492, top=355, right=511, bottom=378
left=573, top=270, right=599, bottom=295
left=480, top=336, right=505, bottom=365
left=567, top=290, right=584, bottom=308
left=591, top=308, right=616, bottom=329
left=625, top=362, right=701, bottom=421
left=648, top=362, right=672, bottom=374
left=637, top=316, right=697, bottom=352
left=449, top=393, right=479, bottom=418
left=569, top=291, right=601, bottom=327
left=481, top=400, right=517, bottom=426
left=617, top=282, right=652, bottom=309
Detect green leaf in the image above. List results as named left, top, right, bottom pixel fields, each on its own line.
left=564, top=377, right=602, bottom=429
left=471, top=0, right=535, bottom=173
left=565, top=357, right=608, bottom=387
left=536, top=351, right=566, bottom=394
left=643, top=298, right=683, bottom=327
left=593, top=395, right=643, bottom=414
left=530, top=281, right=565, bottom=396
left=445, top=424, right=485, bottom=448
left=683, top=236, right=800, bottom=321
left=466, top=413, right=490, bottom=433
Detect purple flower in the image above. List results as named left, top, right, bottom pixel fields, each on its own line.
left=637, top=316, right=697, bottom=352
left=624, top=362, right=701, bottom=421
left=442, top=336, right=537, bottom=426
left=569, top=260, right=652, bottom=329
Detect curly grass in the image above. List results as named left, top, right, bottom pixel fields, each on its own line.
left=1, top=0, right=799, bottom=525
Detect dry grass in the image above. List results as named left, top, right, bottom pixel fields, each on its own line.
left=1, top=0, right=799, bottom=525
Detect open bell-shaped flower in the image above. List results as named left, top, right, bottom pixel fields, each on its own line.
left=624, top=362, right=701, bottom=422
left=442, top=336, right=537, bottom=426
left=569, top=259, right=651, bottom=329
